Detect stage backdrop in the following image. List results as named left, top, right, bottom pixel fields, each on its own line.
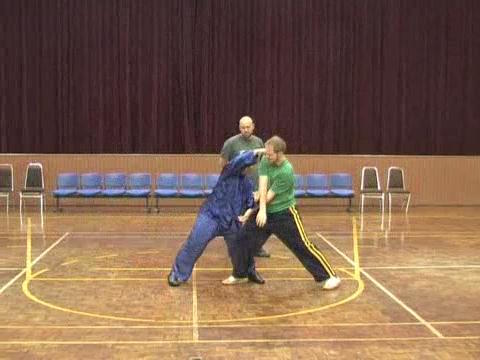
left=1, top=0, right=479, bottom=154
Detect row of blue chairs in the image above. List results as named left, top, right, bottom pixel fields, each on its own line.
left=53, top=172, right=355, bottom=211
left=294, top=173, right=354, bottom=210
left=53, top=173, right=221, bottom=211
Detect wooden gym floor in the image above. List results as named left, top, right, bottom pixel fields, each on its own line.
left=0, top=206, right=479, bottom=359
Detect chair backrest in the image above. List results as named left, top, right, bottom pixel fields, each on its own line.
left=57, top=173, right=79, bottom=189
left=0, top=164, right=13, bottom=192
left=305, top=174, right=328, bottom=189
left=361, top=167, right=381, bottom=191
left=129, top=173, right=151, bottom=189
left=156, top=173, right=178, bottom=189
left=24, top=163, right=44, bottom=190
left=205, top=174, right=220, bottom=189
left=294, top=174, right=304, bottom=190
left=80, top=173, right=103, bottom=189
left=330, top=173, right=353, bottom=189
left=181, top=173, right=203, bottom=190
left=387, top=167, right=406, bottom=191
left=104, top=173, right=127, bottom=189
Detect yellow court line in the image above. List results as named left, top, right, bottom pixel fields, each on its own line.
left=1, top=320, right=480, bottom=329
left=1, top=336, right=479, bottom=345
left=95, top=254, right=118, bottom=259
left=317, top=232, right=444, bottom=338
left=352, top=217, right=360, bottom=280
left=61, top=260, right=79, bottom=266
left=91, top=265, right=480, bottom=272
left=26, top=219, right=32, bottom=280
left=31, top=277, right=359, bottom=282
left=361, top=265, right=480, bottom=270
left=0, top=232, right=69, bottom=296
left=192, top=268, right=199, bottom=342
left=22, top=269, right=364, bottom=324
left=92, top=267, right=346, bottom=272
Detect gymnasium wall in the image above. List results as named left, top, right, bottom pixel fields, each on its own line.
left=1, top=154, right=479, bottom=208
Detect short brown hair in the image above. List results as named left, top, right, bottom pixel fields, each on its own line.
left=265, top=135, right=287, bottom=153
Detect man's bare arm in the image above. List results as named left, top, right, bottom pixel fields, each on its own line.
left=256, top=175, right=268, bottom=227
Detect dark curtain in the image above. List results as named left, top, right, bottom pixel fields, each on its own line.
left=1, top=0, right=479, bottom=154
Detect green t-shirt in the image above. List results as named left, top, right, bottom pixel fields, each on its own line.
left=221, top=134, right=264, bottom=187
left=258, top=157, right=296, bottom=213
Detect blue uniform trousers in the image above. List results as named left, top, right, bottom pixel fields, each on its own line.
left=171, top=212, right=251, bottom=282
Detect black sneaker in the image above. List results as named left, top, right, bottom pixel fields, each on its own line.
left=168, top=272, right=182, bottom=287
left=247, top=270, right=265, bottom=284
left=254, top=247, right=271, bottom=258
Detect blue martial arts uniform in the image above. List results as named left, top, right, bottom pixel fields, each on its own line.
left=169, top=150, right=259, bottom=283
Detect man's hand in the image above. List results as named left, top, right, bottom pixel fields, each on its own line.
left=254, top=148, right=266, bottom=156
left=238, top=214, right=249, bottom=224
left=256, top=209, right=267, bottom=227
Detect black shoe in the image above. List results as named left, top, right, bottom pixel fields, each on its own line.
left=248, top=270, right=265, bottom=285
left=254, top=247, right=271, bottom=258
left=168, top=272, right=181, bottom=287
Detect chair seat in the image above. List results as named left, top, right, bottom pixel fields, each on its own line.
left=294, top=190, right=306, bottom=197
left=102, top=189, right=126, bottom=197
left=179, top=190, right=204, bottom=198
left=77, top=189, right=102, bottom=197
left=203, top=189, right=213, bottom=196
left=306, top=190, right=331, bottom=197
left=387, top=189, right=410, bottom=194
left=155, top=189, right=178, bottom=197
left=0, top=187, right=12, bottom=193
left=125, top=189, right=151, bottom=197
left=53, top=189, right=77, bottom=197
left=361, top=190, right=383, bottom=194
left=22, top=187, right=44, bottom=193
left=331, top=189, right=354, bottom=197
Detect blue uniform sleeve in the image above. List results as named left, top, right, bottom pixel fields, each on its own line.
left=244, top=178, right=255, bottom=209
left=223, top=150, right=257, bottom=177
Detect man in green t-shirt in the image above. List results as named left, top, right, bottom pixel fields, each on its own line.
left=223, top=135, right=341, bottom=290
left=220, top=115, right=270, bottom=258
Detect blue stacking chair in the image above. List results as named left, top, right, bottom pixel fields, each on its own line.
left=179, top=173, right=204, bottom=198
left=305, top=174, right=330, bottom=197
left=329, top=173, right=355, bottom=210
left=154, top=173, right=179, bottom=212
left=102, top=173, right=127, bottom=197
left=53, top=173, right=79, bottom=210
left=126, top=173, right=152, bottom=210
left=204, top=173, right=220, bottom=196
left=77, top=173, right=103, bottom=197
left=294, top=174, right=306, bottom=198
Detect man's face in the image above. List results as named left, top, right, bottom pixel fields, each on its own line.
left=265, top=144, right=279, bottom=164
left=239, top=118, right=254, bottom=139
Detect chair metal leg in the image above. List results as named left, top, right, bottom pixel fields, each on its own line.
left=380, top=195, right=385, bottom=231
left=388, top=193, right=392, bottom=217
left=405, top=194, right=411, bottom=213
left=6, top=194, right=9, bottom=215
left=19, top=195, right=23, bottom=218
left=360, top=195, right=365, bottom=215
left=145, top=197, right=150, bottom=213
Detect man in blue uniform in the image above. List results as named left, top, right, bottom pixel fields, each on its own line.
left=168, top=149, right=266, bottom=286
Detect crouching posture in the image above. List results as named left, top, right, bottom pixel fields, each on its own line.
left=168, top=149, right=266, bottom=286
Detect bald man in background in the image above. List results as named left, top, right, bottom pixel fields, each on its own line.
left=220, top=116, right=270, bottom=257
